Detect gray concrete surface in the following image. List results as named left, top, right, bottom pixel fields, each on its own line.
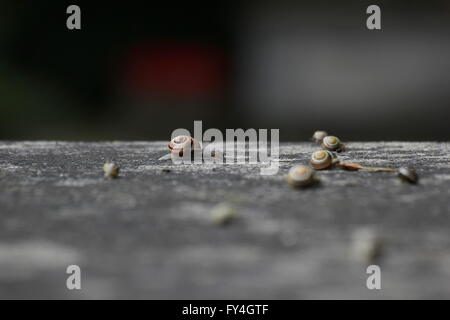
left=0, top=141, right=449, bottom=299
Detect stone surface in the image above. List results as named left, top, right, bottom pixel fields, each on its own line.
left=0, top=141, right=449, bottom=299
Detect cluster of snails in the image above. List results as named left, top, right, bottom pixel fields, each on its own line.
left=287, top=130, right=418, bottom=188
left=312, top=131, right=345, bottom=152
left=153, top=133, right=418, bottom=188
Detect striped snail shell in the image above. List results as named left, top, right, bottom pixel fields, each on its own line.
left=310, top=150, right=335, bottom=170
left=322, top=136, right=345, bottom=152
left=168, top=135, right=202, bottom=156
left=287, top=165, right=317, bottom=188
left=312, top=130, right=328, bottom=144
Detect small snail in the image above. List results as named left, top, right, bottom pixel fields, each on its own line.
left=168, top=135, right=202, bottom=157
left=310, top=150, right=336, bottom=170
left=103, top=162, right=119, bottom=178
left=311, top=130, right=328, bottom=144
left=287, top=165, right=318, bottom=188
left=210, top=203, right=238, bottom=225
left=397, top=167, right=418, bottom=184
left=322, top=136, right=345, bottom=152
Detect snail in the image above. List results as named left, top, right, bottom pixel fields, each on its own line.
left=103, top=162, right=120, bottom=178
left=310, top=150, right=336, bottom=170
left=287, top=165, right=318, bottom=188
left=210, top=203, right=238, bottom=225
left=322, top=135, right=345, bottom=152
left=310, top=150, right=397, bottom=172
left=159, top=135, right=203, bottom=161
left=168, top=135, right=202, bottom=157
left=397, top=167, right=418, bottom=184
left=311, top=130, right=328, bottom=144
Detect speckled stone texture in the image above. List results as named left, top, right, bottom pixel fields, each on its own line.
left=0, top=141, right=449, bottom=299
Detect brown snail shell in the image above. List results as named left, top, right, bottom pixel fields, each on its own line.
left=311, top=130, right=328, bottom=144
left=168, top=135, right=202, bottom=156
left=287, top=165, right=317, bottom=187
left=397, top=167, right=418, bottom=184
left=310, top=150, right=335, bottom=170
left=322, top=136, right=345, bottom=152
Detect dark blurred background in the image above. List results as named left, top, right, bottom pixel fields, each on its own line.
left=1, top=0, right=450, bottom=141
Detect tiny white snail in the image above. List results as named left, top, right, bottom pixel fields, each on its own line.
left=210, top=203, right=238, bottom=225
left=287, top=165, right=317, bottom=188
left=322, top=135, right=345, bottom=152
left=103, top=162, right=120, bottom=178
left=310, top=150, right=335, bottom=170
left=397, top=167, right=418, bottom=184
left=168, top=135, right=202, bottom=157
left=311, top=130, right=328, bottom=144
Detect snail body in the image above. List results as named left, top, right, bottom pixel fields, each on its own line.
left=337, top=161, right=396, bottom=172
left=322, top=136, right=345, bottom=152
left=287, top=165, right=317, bottom=188
left=310, top=150, right=335, bottom=170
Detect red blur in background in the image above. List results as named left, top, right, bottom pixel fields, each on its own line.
left=123, top=43, right=227, bottom=99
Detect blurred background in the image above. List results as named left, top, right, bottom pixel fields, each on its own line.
left=1, top=0, right=450, bottom=141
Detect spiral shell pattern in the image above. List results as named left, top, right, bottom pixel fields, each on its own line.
left=287, top=165, right=316, bottom=187
left=168, top=135, right=202, bottom=156
left=322, top=136, right=342, bottom=151
left=310, top=150, right=333, bottom=170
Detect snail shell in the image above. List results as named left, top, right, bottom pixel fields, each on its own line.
left=103, top=162, right=120, bottom=178
left=397, top=167, right=418, bottom=184
left=168, top=135, right=202, bottom=156
left=312, top=130, right=328, bottom=144
left=210, top=203, right=238, bottom=225
left=310, top=150, right=335, bottom=170
left=322, top=136, right=344, bottom=152
left=287, top=165, right=317, bottom=188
